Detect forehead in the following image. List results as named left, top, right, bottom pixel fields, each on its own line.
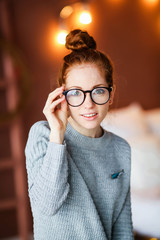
left=65, top=64, right=106, bottom=89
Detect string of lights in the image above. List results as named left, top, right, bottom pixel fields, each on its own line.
left=52, top=0, right=160, bottom=46
left=56, top=2, right=92, bottom=45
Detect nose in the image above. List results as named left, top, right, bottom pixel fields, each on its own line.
left=83, top=93, right=95, bottom=108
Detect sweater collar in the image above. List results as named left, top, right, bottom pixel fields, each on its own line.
left=65, top=122, right=111, bottom=150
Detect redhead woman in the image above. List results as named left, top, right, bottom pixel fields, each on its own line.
left=25, top=29, right=134, bottom=239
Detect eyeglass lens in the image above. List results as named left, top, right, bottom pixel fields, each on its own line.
left=66, top=88, right=110, bottom=106
left=67, top=89, right=84, bottom=106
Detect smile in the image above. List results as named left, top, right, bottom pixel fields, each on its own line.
left=82, top=113, right=97, bottom=117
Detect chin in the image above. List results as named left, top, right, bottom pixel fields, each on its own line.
left=79, top=119, right=101, bottom=130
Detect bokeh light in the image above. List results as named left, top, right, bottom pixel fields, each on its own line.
left=60, top=6, right=73, bottom=19
left=57, top=30, right=68, bottom=45
left=79, top=11, right=92, bottom=24
left=142, top=0, right=159, bottom=6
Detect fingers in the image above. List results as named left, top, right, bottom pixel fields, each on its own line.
left=46, top=86, right=64, bottom=106
left=43, top=86, right=67, bottom=115
left=43, top=87, right=64, bottom=109
left=49, top=95, right=65, bottom=112
left=61, top=95, right=68, bottom=112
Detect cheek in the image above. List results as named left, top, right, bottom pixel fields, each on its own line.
left=68, top=106, right=79, bottom=118
left=100, top=104, right=109, bottom=117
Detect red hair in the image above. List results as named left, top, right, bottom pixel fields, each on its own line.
left=57, top=29, right=114, bottom=88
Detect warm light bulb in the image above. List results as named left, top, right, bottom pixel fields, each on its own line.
left=143, top=0, right=159, bottom=5
left=57, top=30, right=68, bottom=45
left=79, top=11, right=92, bottom=24
left=60, top=6, right=73, bottom=19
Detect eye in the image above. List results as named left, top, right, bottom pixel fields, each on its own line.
left=93, top=88, right=105, bottom=95
left=67, top=89, right=82, bottom=97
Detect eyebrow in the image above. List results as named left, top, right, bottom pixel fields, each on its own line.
left=67, top=84, right=108, bottom=90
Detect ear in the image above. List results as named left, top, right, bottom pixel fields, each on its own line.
left=109, top=84, right=116, bottom=105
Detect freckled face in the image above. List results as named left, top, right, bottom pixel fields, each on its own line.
left=65, top=64, right=113, bottom=136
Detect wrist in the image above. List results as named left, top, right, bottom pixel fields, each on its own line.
left=49, top=130, right=65, bottom=144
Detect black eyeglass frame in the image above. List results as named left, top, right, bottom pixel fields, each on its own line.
left=63, top=86, right=113, bottom=107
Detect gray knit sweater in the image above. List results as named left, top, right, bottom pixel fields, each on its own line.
left=25, top=120, right=134, bottom=240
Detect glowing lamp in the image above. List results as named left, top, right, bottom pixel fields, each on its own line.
left=79, top=11, right=92, bottom=24
left=143, top=0, right=159, bottom=5
left=57, top=30, right=68, bottom=45
left=60, top=6, right=73, bottom=19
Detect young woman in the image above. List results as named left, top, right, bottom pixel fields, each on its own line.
left=25, top=29, right=134, bottom=239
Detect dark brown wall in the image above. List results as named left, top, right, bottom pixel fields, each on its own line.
left=11, top=0, right=160, bottom=122
left=0, top=0, right=160, bottom=237
left=12, top=0, right=160, bottom=131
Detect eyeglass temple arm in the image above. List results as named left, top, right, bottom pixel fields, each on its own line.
left=110, top=86, right=113, bottom=91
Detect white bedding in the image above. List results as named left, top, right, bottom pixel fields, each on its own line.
left=101, top=103, right=160, bottom=238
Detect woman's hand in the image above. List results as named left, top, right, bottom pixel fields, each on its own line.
left=43, top=86, right=68, bottom=144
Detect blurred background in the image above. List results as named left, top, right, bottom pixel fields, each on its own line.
left=0, top=0, right=160, bottom=239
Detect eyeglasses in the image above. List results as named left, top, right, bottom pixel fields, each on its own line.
left=63, top=86, right=113, bottom=107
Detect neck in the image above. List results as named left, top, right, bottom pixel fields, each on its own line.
left=68, top=117, right=103, bottom=138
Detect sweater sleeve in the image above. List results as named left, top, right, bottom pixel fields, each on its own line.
left=112, top=188, right=134, bottom=240
left=25, top=121, right=70, bottom=216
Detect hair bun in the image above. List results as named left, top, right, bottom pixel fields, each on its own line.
left=65, top=29, right=96, bottom=51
